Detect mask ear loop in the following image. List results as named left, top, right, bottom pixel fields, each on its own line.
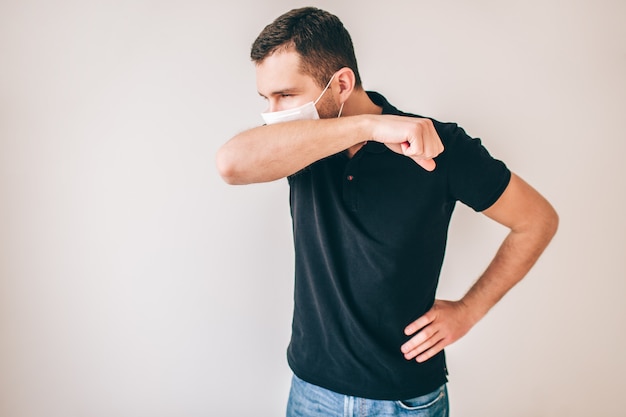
left=314, top=73, right=336, bottom=105
left=338, top=102, right=344, bottom=118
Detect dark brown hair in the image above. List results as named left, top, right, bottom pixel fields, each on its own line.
left=250, top=7, right=362, bottom=88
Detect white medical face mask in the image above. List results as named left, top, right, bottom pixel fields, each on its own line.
left=261, top=74, right=342, bottom=125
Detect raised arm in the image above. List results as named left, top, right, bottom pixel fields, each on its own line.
left=216, top=114, right=444, bottom=185
left=216, top=116, right=364, bottom=185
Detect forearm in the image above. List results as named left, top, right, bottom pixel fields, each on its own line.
left=401, top=222, right=557, bottom=363
left=216, top=113, right=446, bottom=184
left=460, top=229, right=549, bottom=324
left=401, top=174, right=557, bottom=363
left=460, top=190, right=558, bottom=325
left=216, top=116, right=370, bottom=184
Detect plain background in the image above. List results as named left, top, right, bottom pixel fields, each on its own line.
left=1, top=0, right=624, bottom=416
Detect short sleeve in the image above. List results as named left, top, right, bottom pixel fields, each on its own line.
left=440, top=123, right=511, bottom=212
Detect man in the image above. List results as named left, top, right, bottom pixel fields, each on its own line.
left=216, top=7, right=558, bottom=417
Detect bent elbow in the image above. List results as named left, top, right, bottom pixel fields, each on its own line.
left=537, top=201, right=559, bottom=246
left=215, top=146, right=246, bottom=185
left=547, top=205, right=559, bottom=239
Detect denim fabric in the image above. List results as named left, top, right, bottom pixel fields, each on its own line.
left=286, top=374, right=449, bottom=417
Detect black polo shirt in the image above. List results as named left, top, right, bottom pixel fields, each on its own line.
left=286, top=91, right=511, bottom=400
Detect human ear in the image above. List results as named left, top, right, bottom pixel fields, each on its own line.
left=335, top=67, right=356, bottom=101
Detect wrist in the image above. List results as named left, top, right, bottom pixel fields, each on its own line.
left=457, top=297, right=488, bottom=328
left=353, top=114, right=376, bottom=144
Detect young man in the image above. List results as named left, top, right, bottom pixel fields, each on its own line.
left=217, top=7, right=558, bottom=417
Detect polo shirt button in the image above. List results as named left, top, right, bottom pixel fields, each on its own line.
left=347, top=175, right=354, bottom=181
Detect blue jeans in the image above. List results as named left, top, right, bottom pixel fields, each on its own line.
left=286, top=374, right=449, bottom=417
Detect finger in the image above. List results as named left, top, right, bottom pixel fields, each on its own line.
left=401, top=331, right=429, bottom=356
left=402, top=330, right=441, bottom=360
left=404, top=310, right=436, bottom=336
left=415, top=158, right=436, bottom=171
left=401, top=321, right=438, bottom=352
left=402, top=139, right=424, bottom=156
left=400, top=141, right=410, bottom=154
left=415, top=339, right=447, bottom=363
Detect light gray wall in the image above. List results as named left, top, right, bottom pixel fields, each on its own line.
left=1, top=1, right=624, bottom=416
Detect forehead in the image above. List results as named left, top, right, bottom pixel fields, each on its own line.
left=255, top=49, right=318, bottom=95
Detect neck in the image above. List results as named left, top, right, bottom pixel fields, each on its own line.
left=342, top=88, right=381, bottom=158
left=342, top=88, right=382, bottom=117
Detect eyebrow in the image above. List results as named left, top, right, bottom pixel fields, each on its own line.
left=258, top=88, right=300, bottom=98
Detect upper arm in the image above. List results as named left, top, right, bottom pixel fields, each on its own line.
left=482, top=172, right=559, bottom=234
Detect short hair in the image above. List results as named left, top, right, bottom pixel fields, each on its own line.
left=250, top=7, right=363, bottom=89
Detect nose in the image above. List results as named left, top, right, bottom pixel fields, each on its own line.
left=266, top=99, right=281, bottom=113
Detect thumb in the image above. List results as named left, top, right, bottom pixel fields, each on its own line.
left=415, top=158, right=436, bottom=172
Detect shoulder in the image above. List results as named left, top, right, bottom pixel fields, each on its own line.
left=366, top=91, right=470, bottom=147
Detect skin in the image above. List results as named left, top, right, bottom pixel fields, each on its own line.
left=216, top=48, right=443, bottom=184
left=401, top=173, right=558, bottom=362
left=216, top=47, right=559, bottom=364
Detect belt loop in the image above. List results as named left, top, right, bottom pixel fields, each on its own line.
left=343, top=395, right=354, bottom=417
